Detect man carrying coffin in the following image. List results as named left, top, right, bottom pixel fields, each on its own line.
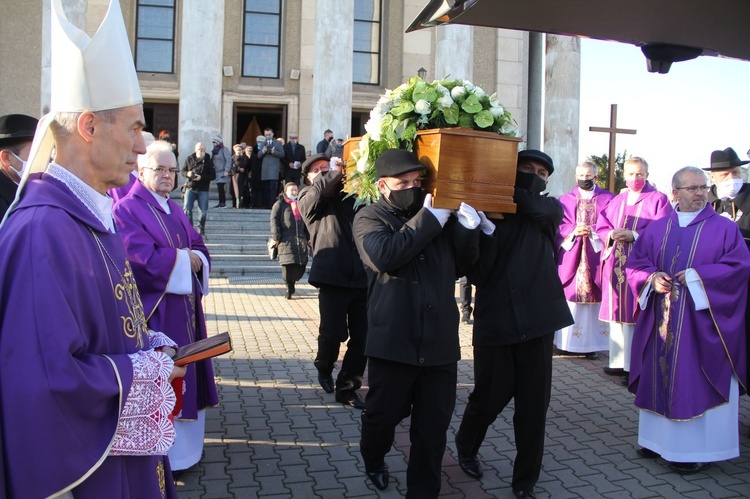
left=555, top=161, right=615, bottom=358
left=0, top=0, right=184, bottom=497
left=114, top=140, right=219, bottom=471
left=625, top=166, right=750, bottom=473
left=596, top=157, right=671, bottom=383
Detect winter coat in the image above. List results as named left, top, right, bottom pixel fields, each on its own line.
left=212, top=144, right=232, bottom=184
left=469, top=187, right=573, bottom=346
left=353, top=196, right=480, bottom=366
left=297, top=169, right=367, bottom=289
left=270, top=195, right=309, bottom=267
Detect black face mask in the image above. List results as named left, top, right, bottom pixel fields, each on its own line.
left=387, top=187, right=424, bottom=215
left=516, top=171, right=547, bottom=194
left=577, top=178, right=595, bottom=191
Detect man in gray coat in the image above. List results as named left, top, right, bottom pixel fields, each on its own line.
left=258, top=127, right=285, bottom=208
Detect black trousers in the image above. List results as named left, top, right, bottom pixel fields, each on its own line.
left=315, top=285, right=368, bottom=395
left=360, top=358, right=457, bottom=499
left=456, top=334, right=553, bottom=491
left=459, top=277, right=473, bottom=314
left=217, top=182, right=226, bottom=204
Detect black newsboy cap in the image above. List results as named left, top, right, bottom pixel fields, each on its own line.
left=301, top=153, right=330, bottom=174
left=0, top=114, right=38, bottom=148
left=517, top=149, right=554, bottom=175
left=374, top=149, right=425, bottom=178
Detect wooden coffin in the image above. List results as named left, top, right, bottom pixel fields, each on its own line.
left=344, top=128, right=520, bottom=215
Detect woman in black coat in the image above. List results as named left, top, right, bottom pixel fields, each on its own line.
left=270, top=182, right=309, bottom=298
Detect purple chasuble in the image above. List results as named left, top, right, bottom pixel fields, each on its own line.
left=108, top=172, right=137, bottom=203
left=596, top=184, right=671, bottom=323
left=0, top=174, right=176, bottom=498
left=556, top=186, right=615, bottom=302
left=625, top=207, right=749, bottom=419
left=114, top=181, right=219, bottom=419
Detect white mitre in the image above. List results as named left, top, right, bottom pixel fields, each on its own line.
left=25, top=0, right=143, bottom=177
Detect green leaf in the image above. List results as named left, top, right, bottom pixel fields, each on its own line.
left=403, top=123, right=418, bottom=141
left=461, top=94, right=482, bottom=114
left=474, top=110, right=494, bottom=128
left=458, top=112, right=474, bottom=128
left=443, top=103, right=459, bottom=124
left=390, top=101, right=415, bottom=117
left=413, top=85, right=438, bottom=103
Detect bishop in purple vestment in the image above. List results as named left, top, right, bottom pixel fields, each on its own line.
left=114, top=141, right=219, bottom=471
left=555, top=162, right=615, bottom=355
left=595, top=158, right=671, bottom=374
left=625, top=167, right=749, bottom=468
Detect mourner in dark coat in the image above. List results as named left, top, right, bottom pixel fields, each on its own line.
left=455, top=150, right=573, bottom=499
left=282, top=133, right=306, bottom=186
left=353, top=149, right=483, bottom=498
left=705, top=146, right=750, bottom=389
left=298, top=153, right=369, bottom=409
left=0, top=114, right=38, bottom=220
left=270, top=182, right=309, bottom=299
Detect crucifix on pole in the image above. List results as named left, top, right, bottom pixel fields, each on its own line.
left=589, top=104, right=637, bottom=190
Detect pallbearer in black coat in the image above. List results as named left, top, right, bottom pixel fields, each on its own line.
left=354, top=149, right=484, bottom=498
left=283, top=132, right=306, bottom=186
left=455, top=150, right=573, bottom=499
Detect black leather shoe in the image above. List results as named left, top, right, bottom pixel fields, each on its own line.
left=585, top=352, right=599, bottom=360
left=366, top=465, right=389, bottom=490
left=513, top=489, right=537, bottom=498
left=458, top=457, right=483, bottom=479
left=619, top=376, right=630, bottom=387
left=461, top=311, right=472, bottom=324
left=603, top=366, right=626, bottom=376
left=336, top=391, right=366, bottom=410
left=318, top=375, right=334, bottom=393
left=636, top=447, right=659, bottom=459
left=667, top=461, right=708, bottom=474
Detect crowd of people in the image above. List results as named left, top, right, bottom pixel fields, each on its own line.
left=1, top=0, right=749, bottom=497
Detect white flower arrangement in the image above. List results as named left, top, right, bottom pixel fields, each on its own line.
left=345, top=76, right=518, bottom=206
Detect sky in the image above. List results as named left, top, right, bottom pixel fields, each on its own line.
left=578, top=38, right=750, bottom=192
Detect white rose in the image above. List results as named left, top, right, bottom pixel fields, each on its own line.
left=435, top=84, right=449, bottom=96
left=437, top=95, right=454, bottom=108
left=462, top=80, right=475, bottom=92
left=414, top=99, right=431, bottom=115
left=472, top=86, right=486, bottom=98
left=451, top=86, right=466, bottom=99
left=501, top=122, right=518, bottom=136
left=490, top=105, right=505, bottom=117
left=489, top=92, right=500, bottom=106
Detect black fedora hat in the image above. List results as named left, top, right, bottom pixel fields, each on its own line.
left=703, top=147, right=749, bottom=171
left=0, top=114, right=38, bottom=148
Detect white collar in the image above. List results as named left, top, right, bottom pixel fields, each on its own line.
left=578, top=187, right=595, bottom=199
left=147, top=188, right=171, bottom=214
left=676, top=205, right=705, bottom=227
left=46, top=162, right=115, bottom=233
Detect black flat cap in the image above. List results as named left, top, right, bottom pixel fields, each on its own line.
left=703, top=147, right=749, bottom=171
left=0, top=114, right=38, bottom=148
left=374, top=149, right=425, bottom=178
left=302, top=153, right=330, bottom=174
left=518, top=149, right=554, bottom=175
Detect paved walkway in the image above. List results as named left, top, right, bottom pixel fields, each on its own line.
left=175, top=276, right=750, bottom=498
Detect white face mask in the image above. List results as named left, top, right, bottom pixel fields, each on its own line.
left=716, top=178, right=743, bottom=199
left=9, top=152, right=27, bottom=181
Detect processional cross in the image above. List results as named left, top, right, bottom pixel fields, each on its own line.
left=589, top=104, right=637, bottom=190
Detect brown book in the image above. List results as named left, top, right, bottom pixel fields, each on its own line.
left=171, top=332, right=233, bottom=367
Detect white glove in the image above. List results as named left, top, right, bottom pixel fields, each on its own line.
left=478, top=211, right=495, bottom=235
left=329, top=157, right=343, bottom=172
left=423, top=193, right=452, bottom=227
left=456, top=202, right=480, bottom=229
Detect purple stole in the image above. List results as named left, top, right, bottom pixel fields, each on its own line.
left=557, top=186, right=615, bottom=303
left=626, top=207, right=750, bottom=419
left=596, top=184, right=671, bottom=323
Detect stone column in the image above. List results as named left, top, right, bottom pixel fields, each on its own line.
left=311, top=0, right=353, bottom=146
left=526, top=32, right=544, bottom=150
left=544, top=34, right=580, bottom=197
left=435, top=25, right=473, bottom=81
left=178, top=0, right=225, bottom=163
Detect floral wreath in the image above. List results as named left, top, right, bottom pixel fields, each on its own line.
left=344, top=76, right=518, bottom=207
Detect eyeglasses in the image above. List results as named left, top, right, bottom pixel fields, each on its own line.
left=675, top=185, right=709, bottom=193
left=144, top=166, right=178, bottom=175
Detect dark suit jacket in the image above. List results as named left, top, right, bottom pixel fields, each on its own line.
left=283, top=142, right=306, bottom=183
left=708, top=183, right=750, bottom=248
left=0, top=172, right=18, bottom=221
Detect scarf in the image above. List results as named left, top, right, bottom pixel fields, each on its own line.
left=285, top=197, right=301, bottom=220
